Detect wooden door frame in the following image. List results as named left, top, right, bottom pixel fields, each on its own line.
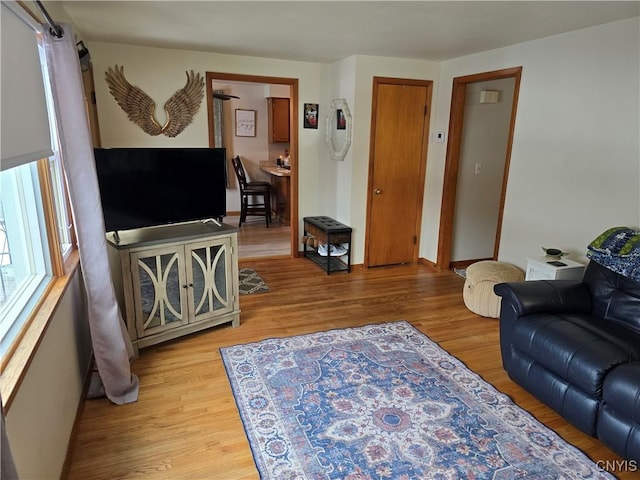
left=436, top=67, right=522, bottom=271
left=205, top=72, right=299, bottom=258
left=364, top=76, right=432, bottom=267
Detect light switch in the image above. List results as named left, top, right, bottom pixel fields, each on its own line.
left=475, top=163, right=482, bottom=175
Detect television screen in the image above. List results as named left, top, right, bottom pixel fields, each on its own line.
left=94, top=147, right=227, bottom=232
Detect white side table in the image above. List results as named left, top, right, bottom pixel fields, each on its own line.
left=525, top=256, right=586, bottom=281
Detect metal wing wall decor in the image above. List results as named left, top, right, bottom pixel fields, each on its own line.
left=105, top=65, right=205, bottom=137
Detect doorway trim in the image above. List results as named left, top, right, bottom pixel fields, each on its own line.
left=436, top=67, right=522, bottom=270
left=205, top=72, right=299, bottom=258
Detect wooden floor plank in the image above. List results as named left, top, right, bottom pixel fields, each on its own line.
left=225, top=214, right=291, bottom=259
left=64, top=258, right=632, bottom=479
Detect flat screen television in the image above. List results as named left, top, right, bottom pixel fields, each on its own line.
left=94, top=147, right=227, bottom=233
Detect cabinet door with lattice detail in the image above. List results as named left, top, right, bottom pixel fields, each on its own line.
left=130, top=245, right=189, bottom=338
left=185, top=238, right=234, bottom=323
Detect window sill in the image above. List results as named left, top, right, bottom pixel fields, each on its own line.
left=1, top=249, right=80, bottom=412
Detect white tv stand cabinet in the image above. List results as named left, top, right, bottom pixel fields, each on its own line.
left=107, top=222, right=240, bottom=353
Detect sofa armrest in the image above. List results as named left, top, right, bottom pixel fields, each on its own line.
left=494, top=280, right=592, bottom=317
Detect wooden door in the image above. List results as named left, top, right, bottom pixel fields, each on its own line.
left=366, top=78, right=431, bottom=267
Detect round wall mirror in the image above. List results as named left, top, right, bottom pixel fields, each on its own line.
left=325, top=98, right=352, bottom=161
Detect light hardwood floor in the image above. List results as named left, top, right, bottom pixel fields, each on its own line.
left=64, top=258, right=631, bottom=479
left=224, top=214, right=291, bottom=259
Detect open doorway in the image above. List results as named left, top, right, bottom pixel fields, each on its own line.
left=437, top=67, right=522, bottom=270
left=205, top=72, right=299, bottom=260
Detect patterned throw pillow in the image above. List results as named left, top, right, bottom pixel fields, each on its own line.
left=588, top=226, right=640, bottom=255
left=587, top=226, right=640, bottom=282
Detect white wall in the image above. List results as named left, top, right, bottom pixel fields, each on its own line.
left=326, top=57, right=357, bottom=221
left=90, top=17, right=640, bottom=271
left=89, top=43, right=440, bottom=263
left=423, top=17, right=640, bottom=268
left=90, top=42, right=329, bottom=236
left=5, top=270, right=91, bottom=479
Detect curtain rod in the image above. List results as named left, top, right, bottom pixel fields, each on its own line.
left=34, top=0, right=63, bottom=38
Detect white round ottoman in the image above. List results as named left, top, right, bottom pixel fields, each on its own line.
left=463, top=261, right=524, bottom=318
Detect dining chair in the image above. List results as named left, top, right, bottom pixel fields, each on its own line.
left=231, top=156, right=272, bottom=227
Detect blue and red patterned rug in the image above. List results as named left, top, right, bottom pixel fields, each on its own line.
left=221, top=321, right=613, bottom=479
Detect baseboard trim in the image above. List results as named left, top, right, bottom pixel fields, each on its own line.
left=418, top=258, right=439, bottom=270
left=450, top=258, right=493, bottom=269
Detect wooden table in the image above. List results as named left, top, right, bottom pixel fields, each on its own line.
left=260, top=164, right=291, bottom=226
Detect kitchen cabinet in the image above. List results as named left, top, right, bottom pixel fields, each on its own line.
left=268, top=97, right=290, bottom=143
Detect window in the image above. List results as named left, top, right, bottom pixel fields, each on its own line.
left=47, top=152, right=74, bottom=259
left=40, top=42, right=73, bottom=263
left=0, top=36, right=74, bottom=361
left=0, top=162, right=72, bottom=361
left=0, top=162, right=53, bottom=357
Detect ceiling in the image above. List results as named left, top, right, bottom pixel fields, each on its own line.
left=58, top=1, right=640, bottom=63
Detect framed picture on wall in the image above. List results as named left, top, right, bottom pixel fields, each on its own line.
left=235, top=109, right=256, bottom=137
left=304, top=103, right=318, bottom=129
left=336, top=109, right=346, bottom=130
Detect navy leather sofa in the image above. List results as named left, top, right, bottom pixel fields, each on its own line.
left=494, top=260, right=640, bottom=461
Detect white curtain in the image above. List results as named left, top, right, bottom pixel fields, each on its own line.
left=41, top=24, right=139, bottom=404
left=1, top=392, right=18, bottom=479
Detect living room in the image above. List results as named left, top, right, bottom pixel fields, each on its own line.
left=2, top=1, right=639, bottom=479
left=59, top=3, right=640, bottom=271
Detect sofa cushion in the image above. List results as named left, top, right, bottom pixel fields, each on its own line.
left=583, top=257, right=640, bottom=335
left=597, top=362, right=640, bottom=461
left=505, top=353, right=600, bottom=435
left=510, top=312, right=640, bottom=396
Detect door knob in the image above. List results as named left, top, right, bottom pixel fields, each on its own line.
left=374, top=188, right=382, bottom=195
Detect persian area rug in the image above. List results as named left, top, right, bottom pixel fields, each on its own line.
left=221, top=321, right=614, bottom=480
left=238, top=268, right=270, bottom=295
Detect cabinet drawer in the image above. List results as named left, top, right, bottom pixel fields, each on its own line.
left=305, top=222, right=351, bottom=244
left=525, top=257, right=585, bottom=281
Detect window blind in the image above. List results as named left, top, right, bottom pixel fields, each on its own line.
left=1, top=1, right=53, bottom=171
